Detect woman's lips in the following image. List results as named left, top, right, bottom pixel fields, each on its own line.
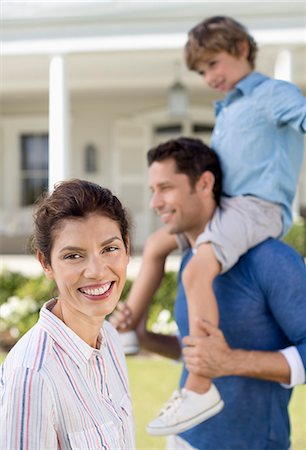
left=78, top=282, right=114, bottom=300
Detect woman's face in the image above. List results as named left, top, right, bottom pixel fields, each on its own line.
left=40, top=213, right=129, bottom=321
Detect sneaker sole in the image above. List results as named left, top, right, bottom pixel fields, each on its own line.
left=146, top=399, right=224, bottom=436
left=123, top=345, right=139, bottom=355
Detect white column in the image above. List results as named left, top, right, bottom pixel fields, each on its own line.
left=274, top=50, right=300, bottom=220
left=48, top=55, right=70, bottom=191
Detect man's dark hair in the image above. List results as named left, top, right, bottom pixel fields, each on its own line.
left=147, top=137, right=222, bottom=205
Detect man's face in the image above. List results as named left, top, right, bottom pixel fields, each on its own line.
left=148, top=158, right=205, bottom=239
left=196, top=50, right=252, bottom=93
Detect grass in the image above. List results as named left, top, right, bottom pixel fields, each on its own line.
left=127, top=356, right=306, bottom=450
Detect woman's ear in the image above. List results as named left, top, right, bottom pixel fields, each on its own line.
left=125, top=236, right=131, bottom=260
left=37, top=251, right=54, bottom=280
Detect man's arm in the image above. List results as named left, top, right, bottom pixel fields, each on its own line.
left=183, top=320, right=291, bottom=384
left=111, top=227, right=178, bottom=331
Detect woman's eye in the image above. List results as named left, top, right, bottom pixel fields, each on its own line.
left=64, top=253, right=81, bottom=260
left=104, top=246, right=118, bottom=253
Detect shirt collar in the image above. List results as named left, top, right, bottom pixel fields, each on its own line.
left=38, top=299, right=106, bottom=368
left=235, top=71, right=268, bottom=95
left=215, top=71, right=268, bottom=115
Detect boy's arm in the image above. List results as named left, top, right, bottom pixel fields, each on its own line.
left=110, top=227, right=178, bottom=331
left=270, top=80, right=306, bottom=132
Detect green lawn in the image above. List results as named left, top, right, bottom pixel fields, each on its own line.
left=127, top=356, right=306, bottom=450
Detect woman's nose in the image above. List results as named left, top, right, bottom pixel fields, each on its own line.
left=84, top=256, right=106, bottom=279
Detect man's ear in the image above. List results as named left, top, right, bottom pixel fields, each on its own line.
left=197, top=171, right=215, bottom=196
left=37, top=251, right=54, bottom=280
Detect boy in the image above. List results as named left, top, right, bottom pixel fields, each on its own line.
left=118, top=16, right=306, bottom=436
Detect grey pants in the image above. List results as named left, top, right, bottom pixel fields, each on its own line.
left=195, top=195, right=283, bottom=273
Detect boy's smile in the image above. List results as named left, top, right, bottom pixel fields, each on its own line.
left=196, top=50, right=252, bottom=93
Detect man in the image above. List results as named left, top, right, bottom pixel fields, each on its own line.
left=112, top=137, right=306, bottom=450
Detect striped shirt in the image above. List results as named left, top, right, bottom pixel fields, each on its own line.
left=0, top=299, right=136, bottom=450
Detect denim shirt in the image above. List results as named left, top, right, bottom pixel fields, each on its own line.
left=211, top=71, right=306, bottom=233
left=175, top=239, right=306, bottom=450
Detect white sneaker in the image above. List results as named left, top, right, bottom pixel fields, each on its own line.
left=146, top=384, right=224, bottom=436
left=118, top=330, right=140, bottom=355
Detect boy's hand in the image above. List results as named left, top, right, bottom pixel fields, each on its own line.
left=110, top=301, right=133, bottom=332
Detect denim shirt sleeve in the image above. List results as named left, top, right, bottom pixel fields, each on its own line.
left=267, top=80, right=306, bottom=132
left=254, top=242, right=306, bottom=376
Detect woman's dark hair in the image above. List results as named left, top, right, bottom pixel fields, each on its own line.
left=31, top=179, right=130, bottom=265
left=147, top=137, right=222, bottom=205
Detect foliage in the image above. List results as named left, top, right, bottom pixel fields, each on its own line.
left=0, top=273, right=55, bottom=347
left=120, top=271, right=178, bottom=330
left=282, top=218, right=306, bottom=256
left=0, top=296, right=39, bottom=341
left=0, top=271, right=28, bottom=305
left=0, top=269, right=178, bottom=347
left=16, top=274, right=55, bottom=304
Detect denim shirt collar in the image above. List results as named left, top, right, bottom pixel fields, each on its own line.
left=214, top=71, right=268, bottom=115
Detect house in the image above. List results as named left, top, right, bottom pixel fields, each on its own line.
left=1, top=1, right=305, bottom=253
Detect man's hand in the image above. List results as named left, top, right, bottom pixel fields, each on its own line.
left=182, top=319, right=233, bottom=378
left=109, top=301, right=133, bottom=332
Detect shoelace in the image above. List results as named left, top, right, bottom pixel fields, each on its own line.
left=159, top=390, right=185, bottom=417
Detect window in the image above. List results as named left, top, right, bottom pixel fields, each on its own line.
left=192, top=123, right=213, bottom=134
left=154, top=124, right=183, bottom=135
left=84, top=143, right=98, bottom=173
left=20, top=134, right=48, bottom=206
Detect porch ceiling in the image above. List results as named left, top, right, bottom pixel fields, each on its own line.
left=1, top=1, right=305, bottom=99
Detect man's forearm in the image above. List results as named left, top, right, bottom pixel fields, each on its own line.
left=227, top=349, right=291, bottom=384
left=183, top=321, right=292, bottom=385
left=139, top=331, right=182, bottom=360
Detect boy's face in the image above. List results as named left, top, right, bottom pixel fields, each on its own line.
left=196, top=50, right=252, bottom=94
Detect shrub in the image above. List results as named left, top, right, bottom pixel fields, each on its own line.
left=0, top=273, right=55, bottom=349
left=0, top=268, right=179, bottom=347
left=0, top=271, right=28, bottom=305
left=120, top=271, right=178, bottom=331
left=282, top=219, right=306, bottom=256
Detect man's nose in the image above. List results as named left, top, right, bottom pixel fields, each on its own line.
left=149, top=191, right=163, bottom=210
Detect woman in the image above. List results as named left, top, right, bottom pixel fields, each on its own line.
left=0, top=179, right=135, bottom=450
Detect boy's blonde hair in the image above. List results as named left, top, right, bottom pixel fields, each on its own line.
left=185, top=16, right=258, bottom=71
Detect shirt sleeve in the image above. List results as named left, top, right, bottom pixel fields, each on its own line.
left=0, top=367, right=57, bottom=450
left=268, top=80, right=306, bottom=132
left=257, top=244, right=306, bottom=383
left=175, top=233, right=190, bottom=252
left=280, top=346, right=306, bottom=388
